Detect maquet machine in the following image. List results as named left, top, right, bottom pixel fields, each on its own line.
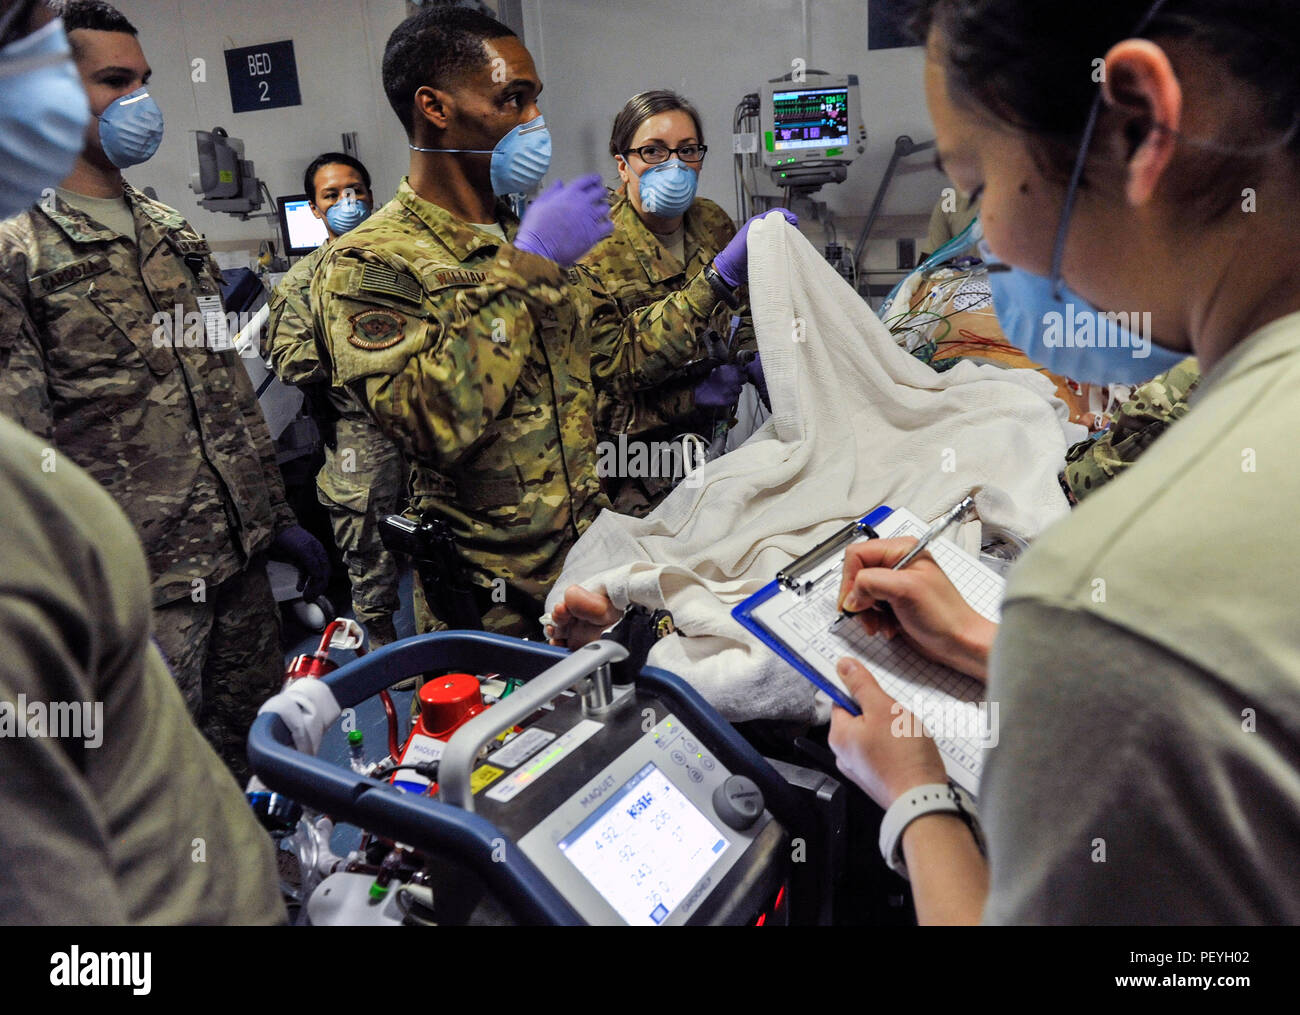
left=248, top=631, right=824, bottom=926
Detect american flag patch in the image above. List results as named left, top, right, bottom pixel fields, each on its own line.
left=359, top=262, right=423, bottom=305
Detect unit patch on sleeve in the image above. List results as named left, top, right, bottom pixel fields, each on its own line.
left=347, top=308, right=409, bottom=350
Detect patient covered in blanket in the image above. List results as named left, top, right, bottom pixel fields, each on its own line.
left=544, top=214, right=1088, bottom=725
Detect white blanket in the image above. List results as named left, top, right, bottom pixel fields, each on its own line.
left=548, top=215, right=1084, bottom=724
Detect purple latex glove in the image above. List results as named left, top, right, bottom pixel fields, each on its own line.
left=269, top=525, right=331, bottom=601
left=694, top=363, right=745, bottom=408
left=712, top=208, right=799, bottom=287
left=514, top=173, right=614, bottom=267
left=743, top=353, right=770, bottom=411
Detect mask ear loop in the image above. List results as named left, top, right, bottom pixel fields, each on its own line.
left=1049, top=0, right=1173, bottom=301
left=1150, top=114, right=1300, bottom=158
left=1049, top=92, right=1104, bottom=303
left=409, top=144, right=494, bottom=154
left=1050, top=86, right=1300, bottom=303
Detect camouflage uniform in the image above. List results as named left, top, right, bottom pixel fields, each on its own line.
left=0, top=184, right=294, bottom=781
left=0, top=414, right=284, bottom=924
left=1064, top=356, right=1202, bottom=502
left=581, top=192, right=753, bottom=516
left=311, top=178, right=727, bottom=635
left=268, top=241, right=408, bottom=646
left=926, top=190, right=979, bottom=257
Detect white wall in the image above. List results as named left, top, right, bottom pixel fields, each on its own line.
left=112, top=0, right=410, bottom=254
left=111, top=0, right=944, bottom=278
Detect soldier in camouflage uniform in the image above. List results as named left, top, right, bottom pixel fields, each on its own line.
left=269, top=153, right=408, bottom=647
left=314, top=9, right=738, bottom=637
left=0, top=5, right=328, bottom=782
left=1064, top=357, right=1201, bottom=502
left=583, top=91, right=755, bottom=516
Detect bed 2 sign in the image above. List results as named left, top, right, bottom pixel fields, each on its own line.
left=224, top=40, right=302, bottom=113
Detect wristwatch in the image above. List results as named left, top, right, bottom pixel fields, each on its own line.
left=704, top=261, right=741, bottom=310
left=878, top=781, right=983, bottom=880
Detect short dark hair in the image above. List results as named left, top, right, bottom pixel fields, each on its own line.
left=50, top=0, right=137, bottom=34
left=382, top=6, right=516, bottom=137
left=303, top=152, right=372, bottom=206
left=910, top=0, right=1300, bottom=220
left=609, top=90, right=704, bottom=159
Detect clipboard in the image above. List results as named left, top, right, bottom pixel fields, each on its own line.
left=731, top=504, right=1004, bottom=795
left=734, top=506, right=894, bottom=715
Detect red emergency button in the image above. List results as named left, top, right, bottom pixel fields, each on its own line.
left=418, top=673, right=483, bottom=737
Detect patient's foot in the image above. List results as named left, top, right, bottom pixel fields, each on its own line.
left=547, top=585, right=622, bottom=649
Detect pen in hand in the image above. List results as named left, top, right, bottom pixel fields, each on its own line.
left=831, top=494, right=977, bottom=630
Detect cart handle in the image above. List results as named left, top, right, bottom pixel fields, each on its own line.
left=438, top=640, right=629, bottom=811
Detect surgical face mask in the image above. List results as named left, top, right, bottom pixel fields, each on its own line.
left=409, top=115, right=552, bottom=196
left=636, top=159, right=697, bottom=217
left=324, top=187, right=370, bottom=235
left=978, top=227, right=1185, bottom=385
left=0, top=18, right=90, bottom=217
left=98, top=86, right=164, bottom=168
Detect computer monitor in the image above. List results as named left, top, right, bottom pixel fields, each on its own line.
left=277, top=194, right=329, bottom=257
left=760, top=74, right=865, bottom=168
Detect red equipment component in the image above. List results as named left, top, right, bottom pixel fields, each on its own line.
left=285, top=620, right=350, bottom=682
left=391, top=673, right=489, bottom=795
left=283, top=619, right=402, bottom=764
left=416, top=673, right=486, bottom=738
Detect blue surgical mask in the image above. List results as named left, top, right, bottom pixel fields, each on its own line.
left=98, top=86, right=164, bottom=168
left=489, top=117, right=551, bottom=195
left=325, top=188, right=370, bottom=235
left=409, top=115, right=552, bottom=196
left=637, top=159, right=697, bottom=217
left=0, top=18, right=90, bottom=218
left=978, top=227, right=1185, bottom=385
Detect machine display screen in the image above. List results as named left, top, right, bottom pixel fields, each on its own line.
left=558, top=763, right=729, bottom=925
left=278, top=195, right=329, bottom=254
left=772, top=87, right=850, bottom=150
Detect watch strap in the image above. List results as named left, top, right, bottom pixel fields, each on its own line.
left=878, top=781, right=981, bottom=880
left=704, top=262, right=741, bottom=309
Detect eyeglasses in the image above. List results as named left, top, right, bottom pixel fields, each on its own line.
left=624, top=143, right=708, bottom=165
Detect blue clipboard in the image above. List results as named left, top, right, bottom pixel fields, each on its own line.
left=731, top=506, right=897, bottom=717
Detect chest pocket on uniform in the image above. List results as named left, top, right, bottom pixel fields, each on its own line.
left=85, top=280, right=178, bottom=376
